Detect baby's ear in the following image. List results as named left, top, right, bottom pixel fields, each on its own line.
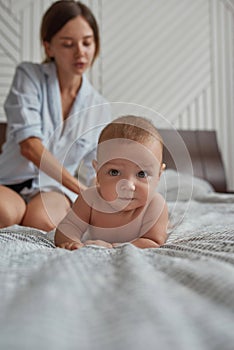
left=159, top=163, right=166, bottom=176
left=92, top=159, right=98, bottom=172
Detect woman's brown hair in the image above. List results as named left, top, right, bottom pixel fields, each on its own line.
left=40, top=0, right=100, bottom=63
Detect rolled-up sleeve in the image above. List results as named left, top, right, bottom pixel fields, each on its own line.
left=4, top=63, right=43, bottom=143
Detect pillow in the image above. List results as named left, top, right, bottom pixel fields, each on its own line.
left=157, top=169, right=214, bottom=201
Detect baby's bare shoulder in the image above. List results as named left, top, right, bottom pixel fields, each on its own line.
left=149, top=192, right=166, bottom=208
left=143, top=192, right=168, bottom=221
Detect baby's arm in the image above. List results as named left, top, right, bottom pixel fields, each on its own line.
left=130, top=193, right=168, bottom=249
left=55, top=194, right=91, bottom=249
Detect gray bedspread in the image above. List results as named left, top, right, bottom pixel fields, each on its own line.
left=0, top=192, right=234, bottom=350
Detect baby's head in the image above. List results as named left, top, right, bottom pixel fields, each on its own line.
left=98, top=115, right=163, bottom=152
left=93, top=115, right=165, bottom=210
left=96, top=115, right=164, bottom=168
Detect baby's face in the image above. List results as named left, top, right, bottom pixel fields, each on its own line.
left=94, top=139, right=163, bottom=211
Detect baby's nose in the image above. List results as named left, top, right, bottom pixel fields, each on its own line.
left=117, top=179, right=136, bottom=192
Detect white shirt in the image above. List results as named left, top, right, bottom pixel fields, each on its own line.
left=0, top=62, right=111, bottom=201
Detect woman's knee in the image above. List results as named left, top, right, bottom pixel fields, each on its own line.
left=0, top=186, right=26, bottom=228
left=22, top=213, right=56, bottom=231
left=22, top=191, right=71, bottom=231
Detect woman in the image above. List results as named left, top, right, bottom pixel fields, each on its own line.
left=0, top=1, right=111, bottom=230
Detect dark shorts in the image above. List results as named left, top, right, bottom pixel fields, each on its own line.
left=5, top=179, right=33, bottom=194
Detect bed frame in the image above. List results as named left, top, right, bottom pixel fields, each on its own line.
left=0, top=122, right=227, bottom=193
left=159, top=129, right=227, bottom=193
left=0, top=123, right=6, bottom=152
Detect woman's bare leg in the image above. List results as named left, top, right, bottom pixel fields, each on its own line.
left=0, top=185, right=26, bottom=228
left=22, top=191, right=71, bottom=231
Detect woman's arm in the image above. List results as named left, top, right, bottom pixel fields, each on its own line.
left=20, top=137, right=86, bottom=194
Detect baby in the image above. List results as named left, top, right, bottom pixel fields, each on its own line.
left=55, top=115, right=168, bottom=249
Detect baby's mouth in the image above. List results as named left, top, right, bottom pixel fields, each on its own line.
left=118, top=197, right=134, bottom=201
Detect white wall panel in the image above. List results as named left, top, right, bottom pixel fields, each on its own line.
left=0, top=0, right=53, bottom=120
left=99, top=0, right=234, bottom=190
left=101, top=0, right=211, bottom=122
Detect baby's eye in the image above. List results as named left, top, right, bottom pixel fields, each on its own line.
left=137, top=170, right=148, bottom=178
left=108, top=169, right=120, bottom=176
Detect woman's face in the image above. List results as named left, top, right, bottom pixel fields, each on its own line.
left=44, top=15, right=96, bottom=77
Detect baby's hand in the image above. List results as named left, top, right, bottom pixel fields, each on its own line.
left=83, top=240, right=113, bottom=248
left=58, top=240, right=84, bottom=250
left=112, top=243, right=121, bottom=248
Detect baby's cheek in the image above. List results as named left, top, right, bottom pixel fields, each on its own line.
left=102, top=184, right=118, bottom=201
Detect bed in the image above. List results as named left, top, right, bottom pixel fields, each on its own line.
left=0, top=123, right=234, bottom=350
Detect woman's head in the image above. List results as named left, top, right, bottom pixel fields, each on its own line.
left=41, top=0, right=100, bottom=64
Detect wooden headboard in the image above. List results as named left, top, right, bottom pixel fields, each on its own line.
left=159, top=129, right=227, bottom=193
left=0, top=123, right=227, bottom=193
left=0, top=122, right=6, bottom=152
